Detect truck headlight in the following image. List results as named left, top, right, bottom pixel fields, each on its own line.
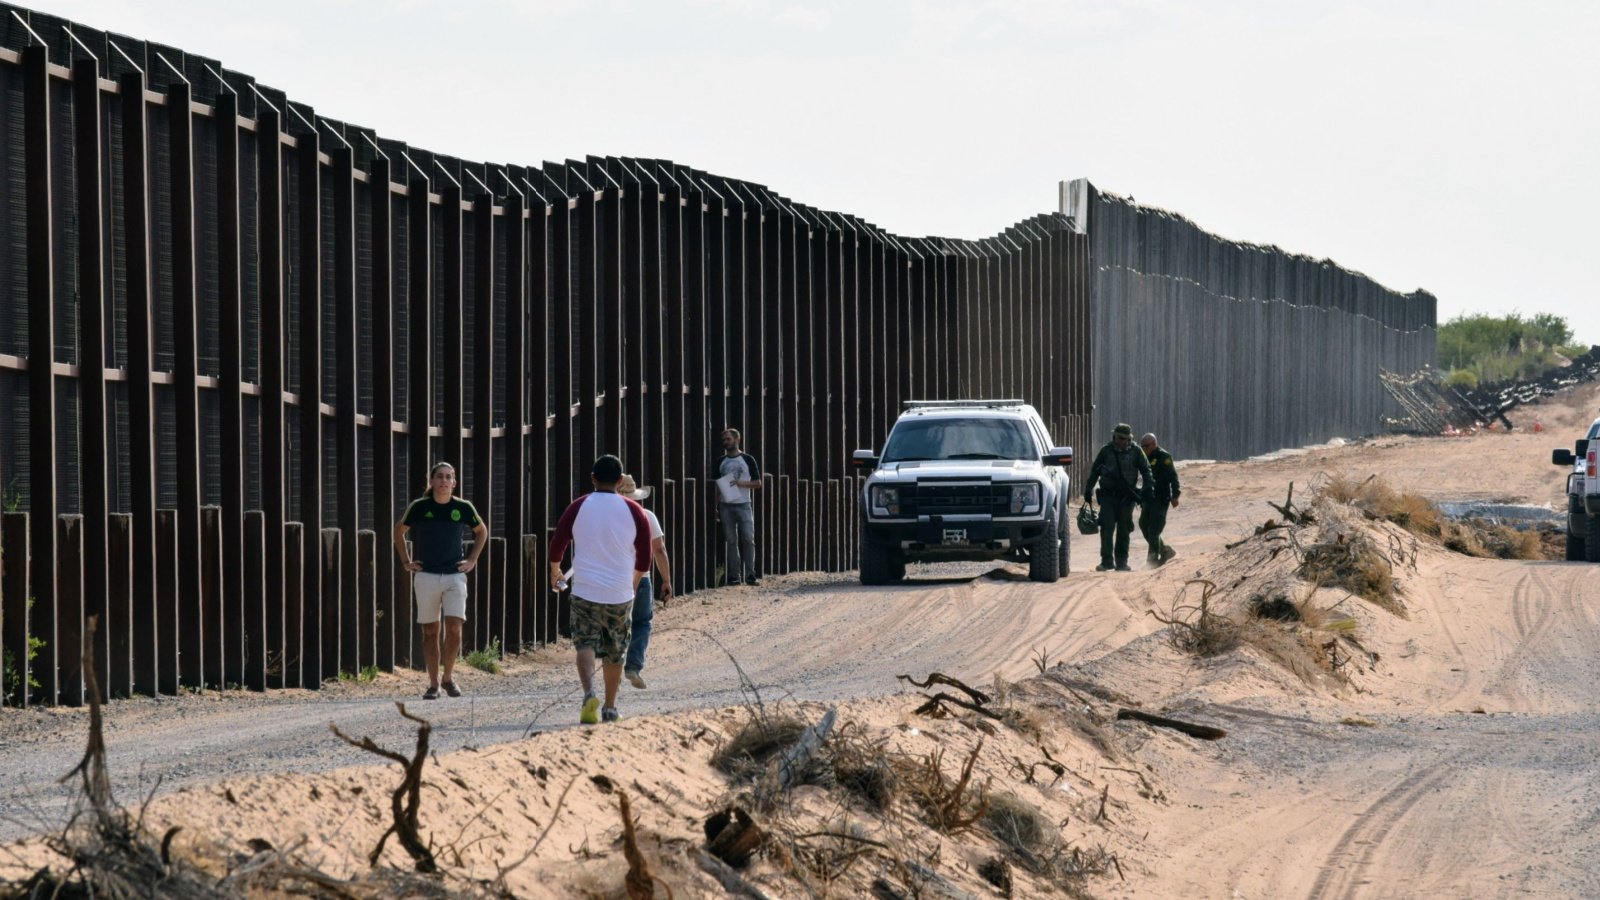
left=870, top=485, right=900, bottom=516
left=1010, top=483, right=1041, bottom=514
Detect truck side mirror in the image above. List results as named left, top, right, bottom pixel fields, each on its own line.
left=1553, top=449, right=1576, bottom=466
left=1579, top=439, right=1592, bottom=457
left=851, top=449, right=878, bottom=470
left=1043, top=446, right=1073, bottom=467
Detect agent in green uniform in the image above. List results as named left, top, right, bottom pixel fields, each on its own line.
left=393, top=462, right=488, bottom=700
left=1081, top=423, right=1154, bottom=572
left=1138, top=433, right=1181, bottom=565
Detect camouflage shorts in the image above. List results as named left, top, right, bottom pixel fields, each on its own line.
left=571, top=596, right=633, bottom=665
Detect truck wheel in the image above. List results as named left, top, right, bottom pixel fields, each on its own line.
left=1029, top=518, right=1061, bottom=583
left=1568, top=530, right=1587, bottom=562
left=860, top=538, right=903, bottom=585
left=1587, top=514, right=1600, bottom=563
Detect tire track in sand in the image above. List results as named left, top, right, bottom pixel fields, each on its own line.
left=1305, top=759, right=1462, bottom=899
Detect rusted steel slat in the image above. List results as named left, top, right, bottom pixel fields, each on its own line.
left=471, top=192, right=495, bottom=651
left=23, top=45, right=58, bottom=706
left=524, top=196, right=550, bottom=647
left=575, top=189, right=598, bottom=474
left=369, top=157, right=395, bottom=672
left=72, top=59, right=111, bottom=695
left=440, top=183, right=464, bottom=477
left=242, top=510, right=265, bottom=691
left=333, top=147, right=359, bottom=675
left=201, top=506, right=223, bottom=687
left=598, top=187, right=622, bottom=457
left=297, top=136, right=323, bottom=688
left=1, top=513, right=28, bottom=707
left=169, top=81, right=205, bottom=691
left=320, top=527, right=340, bottom=682
left=550, top=196, right=575, bottom=512
left=502, top=193, right=525, bottom=654
left=120, top=70, right=159, bottom=698
left=107, top=514, right=133, bottom=697
left=283, top=522, right=303, bottom=683
left=215, top=91, right=246, bottom=689
left=357, top=529, right=375, bottom=672
left=155, top=510, right=178, bottom=694
left=403, top=175, right=432, bottom=668
left=256, top=107, right=287, bottom=691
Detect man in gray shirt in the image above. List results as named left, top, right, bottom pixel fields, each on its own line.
left=711, top=427, right=762, bottom=586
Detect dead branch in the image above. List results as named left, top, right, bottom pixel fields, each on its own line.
left=773, top=707, right=837, bottom=794
left=1008, top=754, right=1065, bottom=786
left=330, top=703, right=438, bottom=873
left=1114, top=708, right=1227, bottom=740
left=913, top=692, right=1003, bottom=721
left=896, top=672, right=992, bottom=706
left=618, top=791, right=669, bottom=900
left=59, top=617, right=114, bottom=822
left=696, top=849, right=778, bottom=900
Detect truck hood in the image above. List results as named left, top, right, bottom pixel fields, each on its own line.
left=873, top=459, right=1045, bottom=482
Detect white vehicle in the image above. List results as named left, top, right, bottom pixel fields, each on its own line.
left=1551, top=411, right=1600, bottom=562
left=851, top=400, right=1073, bottom=584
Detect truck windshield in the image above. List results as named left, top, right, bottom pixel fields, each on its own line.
left=881, top=418, right=1036, bottom=463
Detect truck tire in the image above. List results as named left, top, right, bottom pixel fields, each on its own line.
left=860, top=537, right=904, bottom=585
left=1588, top=513, right=1600, bottom=563
left=1029, top=517, right=1061, bottom=583
left=1568, top=530, right=1587, bottom=562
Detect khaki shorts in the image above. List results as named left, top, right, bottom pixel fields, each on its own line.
left=571, top=595, right=632, bottom=665
left=414, top=571, right=468, bottom=625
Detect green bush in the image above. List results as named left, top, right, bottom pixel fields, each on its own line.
left=1444, top=368, right=1478, bottom=390
left=464, top=638, right=501, bottom=674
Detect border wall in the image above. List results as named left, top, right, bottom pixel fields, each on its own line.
left=0, top=6, right=1094, bottom=707
left=1062, top=179, right=1437, bottom=461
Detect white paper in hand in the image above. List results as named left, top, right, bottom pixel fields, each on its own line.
left=716, top=473, right=742, bottom=503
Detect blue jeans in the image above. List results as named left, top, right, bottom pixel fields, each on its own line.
left=625, top=576, right=653, bottom=673
left=721, top=502, right=758, bottom=583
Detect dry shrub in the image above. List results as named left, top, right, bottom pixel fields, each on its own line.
left=711, top=713, right=809, bottom=781
left=1237, top=620, right=1336, bottom=686
left=1316, top=474, right=1440, bottom=537
left=826, top=724, right=899, bottom=812
left=1298, top=528, right=1405, bottom=618
left=984, top=792, right=1114, bottom=894
left=1442, top=520, right=1548, bottom=560
left=890, top=741, right=989, bottom=834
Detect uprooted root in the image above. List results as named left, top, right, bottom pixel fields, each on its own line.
left=1149, top=580, right=1240, bottom=656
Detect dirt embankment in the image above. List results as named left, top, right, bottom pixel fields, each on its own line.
left=4, top=383, right=1598, bottom=897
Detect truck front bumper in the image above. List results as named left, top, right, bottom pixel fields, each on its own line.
left=862, top=516, right=1052, bottom=559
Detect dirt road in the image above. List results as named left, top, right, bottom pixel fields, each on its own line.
left=4, top=384, right=1598, bottom=897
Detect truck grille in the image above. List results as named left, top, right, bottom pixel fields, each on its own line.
left=903, top=483, right=1008, bottom=516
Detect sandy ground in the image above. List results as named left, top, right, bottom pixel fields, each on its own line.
left=2, top=383, right=1597, bottom=898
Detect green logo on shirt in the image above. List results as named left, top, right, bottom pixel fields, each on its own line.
left=424, top=510, right=434, bottom=519
left=451, top=508, right=461, bottom=522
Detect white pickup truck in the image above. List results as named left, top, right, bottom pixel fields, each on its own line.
left=1551, top=412, right=1600, bottom=562
left=851, top=400, right=1073, bottom=584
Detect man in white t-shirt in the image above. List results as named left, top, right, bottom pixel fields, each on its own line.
left=617, top=474, right=673, bottom=689
left=548, top=455, right=652, bottom=724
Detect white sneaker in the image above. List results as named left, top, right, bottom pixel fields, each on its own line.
left=625, top=669, right=647, bottom=690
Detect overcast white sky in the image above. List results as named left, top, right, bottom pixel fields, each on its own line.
left=37, top=0, right=1600, bottom=344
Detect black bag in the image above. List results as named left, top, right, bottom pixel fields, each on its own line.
left=1076, top=503, right=1099, bottom=535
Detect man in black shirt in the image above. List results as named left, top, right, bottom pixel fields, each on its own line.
left=394, top=462, right=488, bottom=699
left=1139, top=433, right=1182, bottom=565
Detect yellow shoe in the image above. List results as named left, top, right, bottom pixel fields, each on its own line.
left=580, top=695, right=600, bottom=725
